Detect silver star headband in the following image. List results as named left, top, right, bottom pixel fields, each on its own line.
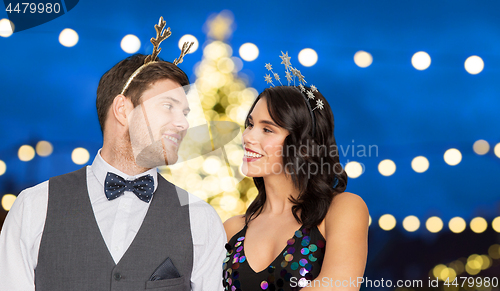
left=264, top=51, right=324, bottom=137
left=265, top=52, right=324, bottom=111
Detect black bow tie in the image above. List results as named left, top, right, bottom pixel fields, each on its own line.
left=104, top=172, right=154, bottom=203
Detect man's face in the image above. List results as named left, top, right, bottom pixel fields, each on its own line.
left=128, top=78, right=190, bottom=168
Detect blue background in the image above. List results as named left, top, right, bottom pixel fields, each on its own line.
left=1, top=0, right=499, bottom=229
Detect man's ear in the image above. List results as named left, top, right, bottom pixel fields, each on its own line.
left=111, top=95, right=134, bottom=127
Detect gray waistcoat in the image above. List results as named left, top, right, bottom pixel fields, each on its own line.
left=35, top=167, right=193, bottom=291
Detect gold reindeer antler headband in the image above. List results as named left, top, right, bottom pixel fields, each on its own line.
left=120, top=16, right=194, bottom=95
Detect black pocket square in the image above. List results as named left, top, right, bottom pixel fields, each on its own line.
left=149, top=257, right=181, bottom=281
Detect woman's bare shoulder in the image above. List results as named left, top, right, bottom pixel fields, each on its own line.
left=317, top=192, right=369, bottom=282
left=317, top=192, right=368, bottom=236
left=223, top=214, right=246, bottom=241
left=325, top=191, right=369, bottom=229
left=331, top=192, right=368, bottom=211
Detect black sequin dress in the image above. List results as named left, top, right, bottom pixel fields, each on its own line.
left=223, top=224, right=326, bottom=291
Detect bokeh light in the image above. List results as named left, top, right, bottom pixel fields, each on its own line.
left=488, top=244, right=500, bottom=259
left=1, top=194, right=16, bottom=211
left=178, top=34, right=199, bottom=54
left=0, top=18, right=14, bottom=37
left=402, top=215, right=420, bottom=232
left=473, top=139, right=489, bottom=155
left=217, top=57, right=235, bottom=74
left=246, top=187, right=258, bottom=201
left=464, top=56, right=484, bottom=75
left=494, top=143, right=500, bottom=158
left=378, top=159, right=396, bottom=176
left=449, top=260, right=464, bottom=275
left=492, top=217, right=500, bottom=233
left=0, top=160, right=6, bottom=176
left=345, top=161, right=363, bottom=178
left=432, top=264, right=446, bottom=279
left=411, top=156, right=429, bottom=173
left=220, top=194, right=238, bottom=212
left=120, top=34, right=141, bottom=54
left=354, top=50, right=373, bottom=68
left=480, top=255, right=491, bottom=270
left=449, top=217, right=466, bottom=233
left=36, top=141, right=53, bottom=157
left=426, top=216, right=443, bottom=233
left=18, top=145, right=35, bottom=161
left=444, top=148, right=462, bottom=166
left=470, top=217, right=487, bottom=233
left=239, top=43, right=259, bottom=61
left=59, top=28, right=79, bottom=47
left=72, top=147, right=90, bottom=165
left=203, top=156, right=221, bottom=175
left=438, top=267, right=457, bottom=281
left=379, top=214, right=396, bottom=231
left=466, top=254, right=482, bottom=275
left=298, top=48, right=318, bottom=67
left=231, top=56, right=243, bottom=72
left=411, top=51, right=431, bottom=70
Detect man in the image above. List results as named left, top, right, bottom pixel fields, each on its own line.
left=0, top=18, right=226, bottom=291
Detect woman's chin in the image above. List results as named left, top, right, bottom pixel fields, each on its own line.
left=241, top=164, right=261, bottom=178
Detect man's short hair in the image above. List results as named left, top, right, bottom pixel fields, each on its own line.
left=96, top=54, right=190, bottom=134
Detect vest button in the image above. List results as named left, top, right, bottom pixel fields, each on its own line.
left=114, top=273, right=122, bottom=281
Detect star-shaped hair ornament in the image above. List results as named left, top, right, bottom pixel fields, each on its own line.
left=285, top=71, right=293, bottom=83
left=273, top=73, right=281, bottom=83
left=280, top=51, right=292, bottom=70
left=293, top=69, right=306, bottom=84
left=265, top=62, right=283, bottom=85
left=312, top=99, right=324, bottom=111
left=262, top=50, right=324, bottom=137
left=306, top=90, right=315, bottom=99
left=264, top=74, right=274, bottom=86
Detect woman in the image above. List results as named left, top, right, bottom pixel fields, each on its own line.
left=223, top=84, right=369, bottom=290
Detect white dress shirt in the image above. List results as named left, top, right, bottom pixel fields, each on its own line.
left=0, top=150, right=226, bottom=291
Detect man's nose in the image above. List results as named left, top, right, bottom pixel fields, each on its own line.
left=173, top=112, right=189, bottom=131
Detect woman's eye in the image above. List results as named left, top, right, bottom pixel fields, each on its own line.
left=264, top=128, right=273, bottom=133
left=247, top=122, right=254, bottom=128
left=163, top=104, right=172, bottom=109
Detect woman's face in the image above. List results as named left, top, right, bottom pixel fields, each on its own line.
left=242, top=98, right=289, bottom=177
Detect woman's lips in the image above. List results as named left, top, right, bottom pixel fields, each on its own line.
left=243, top=148, right=263, bottom=162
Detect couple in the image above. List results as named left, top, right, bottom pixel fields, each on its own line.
left=0, top=18, right=368, bottom=291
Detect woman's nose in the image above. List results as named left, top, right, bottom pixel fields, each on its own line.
left=242, top=127, right=256, bottom=145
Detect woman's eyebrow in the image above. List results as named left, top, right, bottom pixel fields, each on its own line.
left=259, top=120, right=278, bottom=127
left=248, top=115, right=278, bottom=128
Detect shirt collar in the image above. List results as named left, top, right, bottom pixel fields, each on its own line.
left=91, top=148, right=158, bottom=193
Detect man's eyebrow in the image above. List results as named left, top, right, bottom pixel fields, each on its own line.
left=163, top=96, right=180, bottom=104
left=160, top=96, right=190, bottom=112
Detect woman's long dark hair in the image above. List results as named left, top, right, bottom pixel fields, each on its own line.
left=244, top=86, right=348, bottom=228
